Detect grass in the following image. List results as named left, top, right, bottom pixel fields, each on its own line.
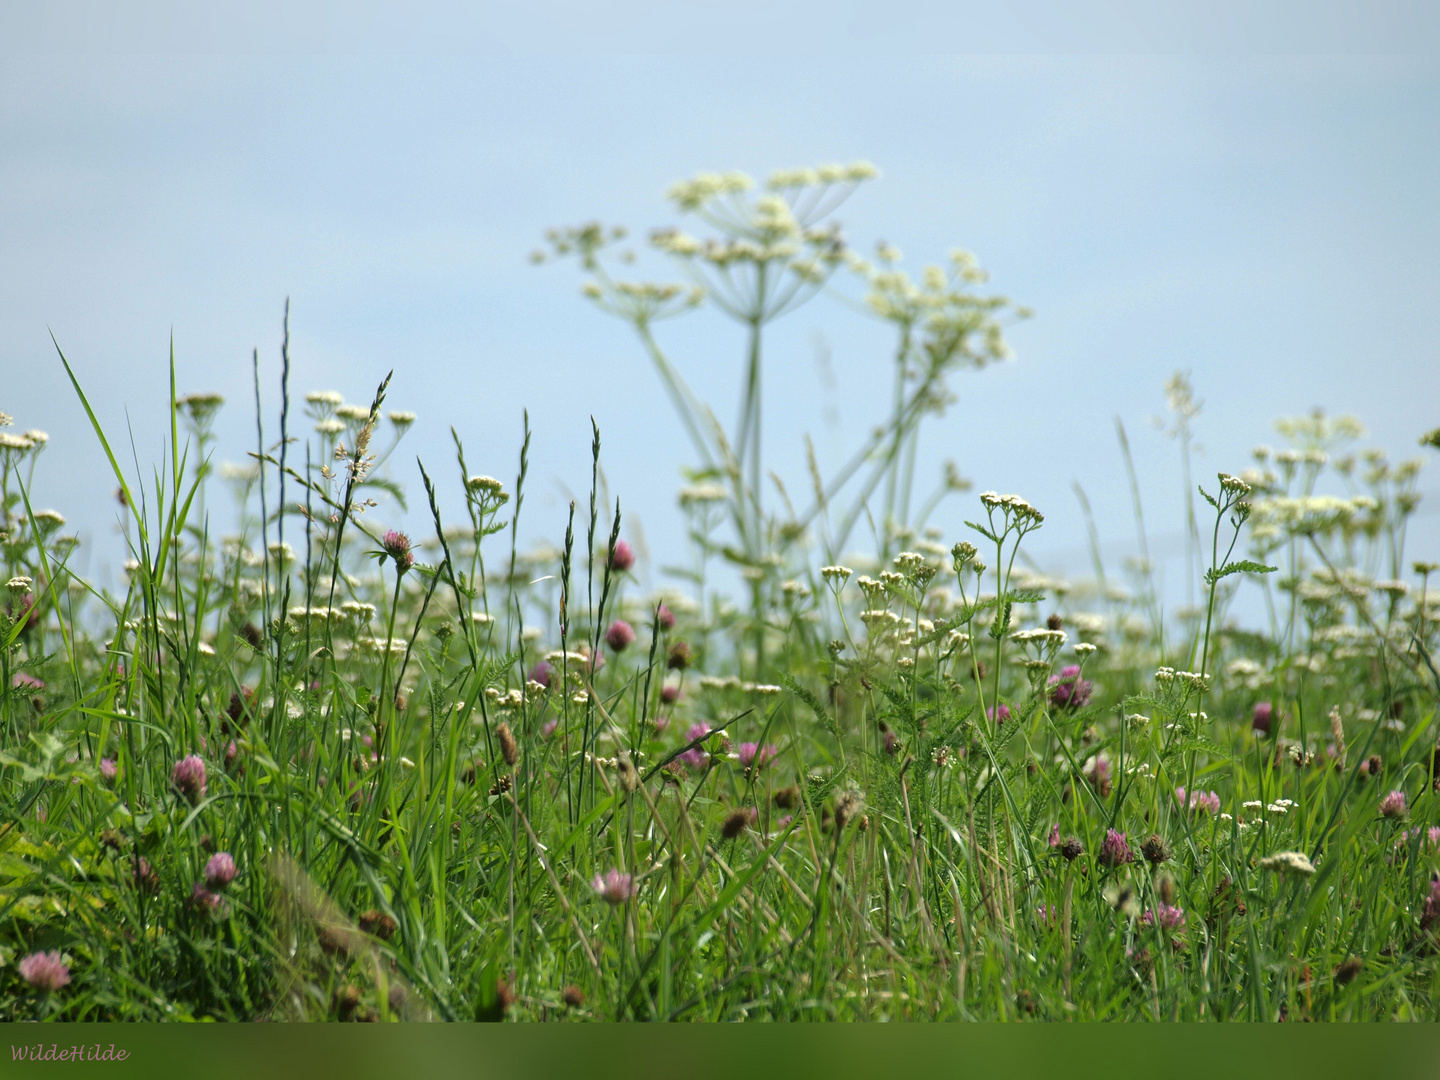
left=2, top=162, right=1439, bottom=1022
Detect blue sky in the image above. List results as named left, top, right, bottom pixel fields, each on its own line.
left=3, top=30, right=1438, bottom=612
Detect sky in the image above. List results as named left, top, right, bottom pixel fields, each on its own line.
left=3, top=9, right=1439, bottom=619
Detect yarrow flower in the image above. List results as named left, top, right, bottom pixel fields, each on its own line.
left=17, top=950, right=70, bottom=992
left=171, top=755, right=207, bottom=804
left=1048, top=665, right=1093, bottom=709
left=1260, top=850, right=1316, bottom=876
left=605, top=620, right=636, bottom=652
left=382, top=530, right=414, bottom=574
left=592, top=868, right=638, bottom=905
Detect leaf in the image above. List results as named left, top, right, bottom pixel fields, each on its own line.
left=1204, top=560, right=1279, bottom=586
left=778, top=673, right=837, bottom=738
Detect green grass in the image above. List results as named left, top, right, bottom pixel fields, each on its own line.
left=2, top=162, right=1439, bottom=1021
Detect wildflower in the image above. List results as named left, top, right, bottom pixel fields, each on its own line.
left=1380, top=790, right=1408, bottom=819
left=1141, top=834, right=1172, bottom=865
left=738, top=742, right=778, bottom=776
left=99, top=758, right=118, bottom=784
left=656, top=603, right=676, bottom=630
left=541, top=718, right=559, bottom=740
left=1334, top=957, right=1363, bottom=986
left=1085, top=757, right=1113, bottom=798
left=882, top=729, right=898, bottom=756
left=821, top=565, right=853, bottom=586
left=562, top=985, right=585, bottom=1009
left=528, top=660, right=553, bottom=689
left=614, top=752, right=641, bottom=794
left=1142, top=905, right=1187, bottom=931
left=496, top=723, right=520, bottom=768
left=987, top=703, right=1011, bottom=724
left=1059, top=836, right=1085, bottom=862
left=189, top=882, right=226, bottom=915
left=679, top=722, right=712, bottom=770
left=1048, top=665, right=1093, bottom=709
left=466, top=475, right=505, bottom=497
left=667, top=641, right=693, bottom=669
left=388, top=409, right=415, bottom=429
left=358, top=910, right=397, bottom=941
left=661, top=684, right=681, bottom=704
left=1423, top=880, right=1440, bottom=931
left=171, top=754, right=207, bottom=804
left=833, top=788, right=865, bottom=830
left=1099, top=829, right=1133, bottom=867
left=204, top=852, right=236, bottom=891
left=1252, top=702, right=1274, bottom=736
left=609, top=539, right=635, bottom=573
left=381, top=530, right=414, bottom=574
left=721, top=807, right=756, bottom=839
left=1259, top=850, right=1316, bottom=876
left=592, top=868, right=637, bottom=905
left=17, top=951, right=70, bottom=992
left=605, top=620, right=636, bottom=652
left=1047, top=824, right=1061, bottom=847
left=130, top=856, right=160, bottom=893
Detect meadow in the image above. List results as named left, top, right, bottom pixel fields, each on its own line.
left=2, top=162, right=1439, bottom=1022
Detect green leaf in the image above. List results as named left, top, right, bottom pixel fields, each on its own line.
left=1204, top=560, right=1279, bottom=586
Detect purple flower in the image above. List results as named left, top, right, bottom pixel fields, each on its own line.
left=1142, top=904, right=1187, bottom=931
left=225, top=741, right=238, bottom=769
left=651, top=715, right=669, bottom=736
left=382, top=530, right=414, bottom=573
left=1423, top=879, right=1440, bottom=930
left=609, top=539, right=635, bottom=573
left=1047, top=824, right=1061, bottom=848
left=12, top=671, right=44, bottom=691
left=1252, top=701, right=1274, bottom=736
left=541, top=718, right=559, bottom=739
left=1380, top=790, right=1408, bottom=819
left=204, top=852, right=236, bottom=891
left=1048, top=665, right=1093, bottom=709
left=661, top=684, right=681, bottom=704
left=987, top=704, right=1011, bottom=724
left=656, top=603, right=676, bottom=630
left=738, top=742, right=778, bottom=774
left=1176, top=787, right=1221, bottom=815
left=17, top=950, right=70, bottom=992
left=1086, top=757, right=1112, bottom=797
left=171, top=754, right=207, bottom=804
left=1099, top=828, right=1133, bottom=867
left=592, top=868, right=637, bottom=905
left=189, top=881, right=226, bottom=915
left=605, top=620, right=636, bottom=652
left=679, top=722, right=711, bottom=771
left=528, top=660, right=553, bottom=689
left=130, top=856, right=159, bottom=894
left=99, top=758, right=118, bottom=784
